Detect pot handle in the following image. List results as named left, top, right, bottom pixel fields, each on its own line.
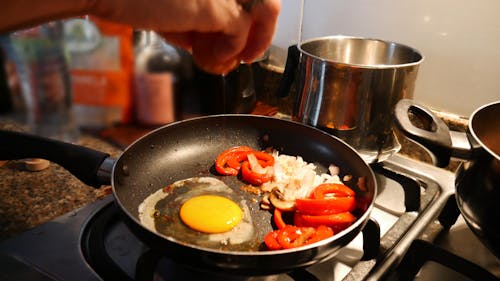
left=0, top=129, right=110, bottom=188
left=394, top=99, right=452, bottom=167
left=276, top=44, right=300, bottom=98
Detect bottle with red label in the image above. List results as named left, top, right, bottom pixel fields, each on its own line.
left=133, top=31, right=182, bottom=126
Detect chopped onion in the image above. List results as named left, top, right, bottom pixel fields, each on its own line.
left=261, top=151, right=343, bottom=201
left=247, top=153, right=273, bottom=175
left=247, top=153, right=264, bottom=173
left=329, top=164, right=340, bottom=176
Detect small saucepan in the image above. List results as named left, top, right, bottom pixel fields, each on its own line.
left=0, top=115, right=377, bottom=275
left=394, top=99, right=500, bottom=258
left=276, top=36, right=423, bottom=163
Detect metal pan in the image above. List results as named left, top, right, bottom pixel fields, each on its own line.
left=0, top=115, right=377, bottom=275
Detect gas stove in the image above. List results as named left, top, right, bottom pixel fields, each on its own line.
left=0, top=154, right=498, bottom=281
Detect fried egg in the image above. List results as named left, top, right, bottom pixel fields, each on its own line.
left=138, top=177, right=258, bottom=251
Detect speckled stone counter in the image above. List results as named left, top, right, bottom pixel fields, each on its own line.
left=0, top=123, right=122, bottom=241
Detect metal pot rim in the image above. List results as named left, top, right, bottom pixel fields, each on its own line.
left=298, top=35, right=424, bottom=69
left=469, top=100, right=500, bottom=160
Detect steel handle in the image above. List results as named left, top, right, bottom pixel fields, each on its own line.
left=393, top=99, right=452, bottom=167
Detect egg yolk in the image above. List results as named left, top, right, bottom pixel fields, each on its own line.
left=179, top=195, right=243, bottom=233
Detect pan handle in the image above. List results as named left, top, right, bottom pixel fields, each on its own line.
left=0, top=129, right=111, bottom=188
left=394, top=99, right=453, bottom=167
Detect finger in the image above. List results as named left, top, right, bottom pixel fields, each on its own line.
left=197, top=57, right=240, bottom=74
left=205, top=19, right=251, bottom=65
left=238, top=0, right=281, bottom=63
left=191, top=32, right=243, bottom=74
left=161, top=31, right=241, bottom=74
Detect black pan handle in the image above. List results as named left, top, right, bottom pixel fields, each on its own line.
left=276, top=44, right=300, bottom=98
left=0, top=129, right=110, bottom=188
left=394, top=99, right=452, bottom=167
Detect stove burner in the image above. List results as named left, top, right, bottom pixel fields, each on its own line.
left=81, top=202, right=132, bottom=281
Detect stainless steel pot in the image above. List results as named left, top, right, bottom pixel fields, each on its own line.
left=277, top=36, right=424, bottom=163
left=394, top=99, right=500, bottom=258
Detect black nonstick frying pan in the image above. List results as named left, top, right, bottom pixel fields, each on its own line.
left=0, top=115, right=377, bottom=275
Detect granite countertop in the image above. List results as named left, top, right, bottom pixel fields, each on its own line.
left=0, top=106, right=466, bottom=242
left=0, top=122, right=122, bottom=241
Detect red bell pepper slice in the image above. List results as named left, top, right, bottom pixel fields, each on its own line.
left=273, top=208, right=287, bottom=229
left=276, top=225, right=317, bottom=249
left=311, top=183, right=355, bottom=199
left=241, top=160, right=273, bottom=185
left=293, top=211, right=356, bottom=233
left=264, top=230, right=282, bottom=250
left=264, top=224, right=335, bottom=250
left=215, top=147, right=274, bottom=178
left=296, top=182, right=356, bottom=215
left=215, top=146, right=253, bottom=175
left=250, top=151, right=275, bottom=167
left=226, top=150, right=252, bottom=170
left=305, top=225, right=335, bottom=244
left=229, top=151, right=274, bottom=171
left=295, top=196, right=355, bottom=215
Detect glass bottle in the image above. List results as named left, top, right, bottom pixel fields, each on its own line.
left=133, top=31, right=181, bottom=126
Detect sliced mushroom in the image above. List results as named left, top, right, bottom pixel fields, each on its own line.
left=260, top=193, right=272, bottom=210
left=269, top=188, right=296, bottom=211
left=262, top=193, right=271, bottom=205
left=260, top=203, right=271, bottom=210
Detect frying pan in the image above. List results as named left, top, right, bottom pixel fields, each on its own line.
left=394, top=99, right=500, bottom=258
left=0, top=115, right=377, bottom=275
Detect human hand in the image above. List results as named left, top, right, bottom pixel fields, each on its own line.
left=92, top=0, right=281, bottom=74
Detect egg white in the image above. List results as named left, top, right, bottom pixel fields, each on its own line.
left=138, top=177, right=258, bottom=251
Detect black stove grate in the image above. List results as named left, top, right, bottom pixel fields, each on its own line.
left=390, top=239, right=499, bottom=281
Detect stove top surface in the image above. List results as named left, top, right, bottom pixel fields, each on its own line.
left=0, top=155, right=498, bottom=281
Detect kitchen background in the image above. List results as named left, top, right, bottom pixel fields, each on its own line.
left=271, top=0, right=500, bottom=117
left=1, top=3, right=500, bottom=280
